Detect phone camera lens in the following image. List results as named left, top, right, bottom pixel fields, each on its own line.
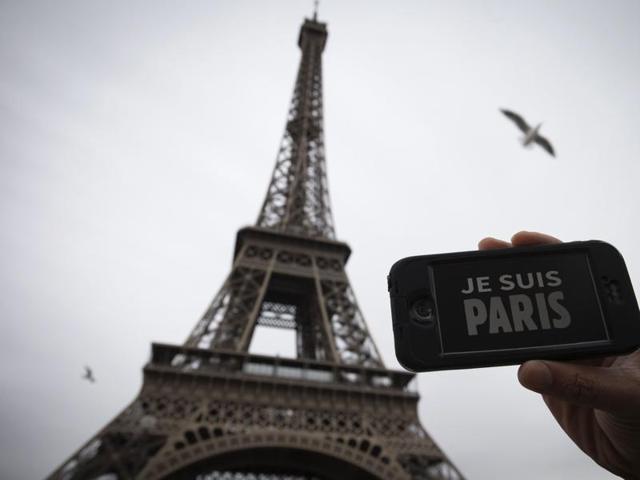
left=411, top=298, right=435, bottom=324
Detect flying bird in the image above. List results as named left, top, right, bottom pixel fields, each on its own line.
left=500, top=109, right=555, bottom=157
left=82, top=366, right=96, bottom=383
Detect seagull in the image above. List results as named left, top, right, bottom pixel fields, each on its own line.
left=82, top=366, right=96, bottom=383
left=500, top=109, right=555, bottom=157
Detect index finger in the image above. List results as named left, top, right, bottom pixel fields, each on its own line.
left=478, top=237, right=512, bottom=250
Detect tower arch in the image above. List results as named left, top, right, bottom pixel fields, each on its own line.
left=151, top=437, right=399, bottom=480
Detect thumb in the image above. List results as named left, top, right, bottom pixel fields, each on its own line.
left=518, top=360, right=638, bottom=415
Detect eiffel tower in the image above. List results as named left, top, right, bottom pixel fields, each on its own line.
left=49, top=13, right=464, bottom=480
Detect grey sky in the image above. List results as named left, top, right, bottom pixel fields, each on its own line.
left=1, top=1, right=639, bottom=478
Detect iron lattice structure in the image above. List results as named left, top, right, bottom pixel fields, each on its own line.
left=49, top=17, right=464, bottom=480
left=256, top=20, right=334, bottom=240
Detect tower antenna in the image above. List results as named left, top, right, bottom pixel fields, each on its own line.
left=313, top=0, right=319, bottom=20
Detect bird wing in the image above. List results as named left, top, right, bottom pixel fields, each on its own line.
left=534, top=134, right=555, bottom=157
left=500, top=109, right=530, bottom=133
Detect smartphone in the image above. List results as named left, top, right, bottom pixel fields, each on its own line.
left=388, top=241, right=640, bottom=372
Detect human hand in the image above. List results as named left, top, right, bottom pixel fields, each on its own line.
left=479, top=231, right=640, bottom=479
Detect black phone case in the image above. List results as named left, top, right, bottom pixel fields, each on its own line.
left=388, top=241, right=640, bottom=372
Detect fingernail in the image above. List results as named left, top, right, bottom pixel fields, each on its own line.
left=518, top=361, right=552, bottom=392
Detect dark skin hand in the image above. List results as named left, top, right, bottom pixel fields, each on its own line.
left=479, top=231, right=640, bottom=479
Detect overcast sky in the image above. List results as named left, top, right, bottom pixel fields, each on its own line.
left=1, top=1, right=639, bottom=479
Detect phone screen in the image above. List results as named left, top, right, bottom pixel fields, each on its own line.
left=431, top=252, right=609, bottom=355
